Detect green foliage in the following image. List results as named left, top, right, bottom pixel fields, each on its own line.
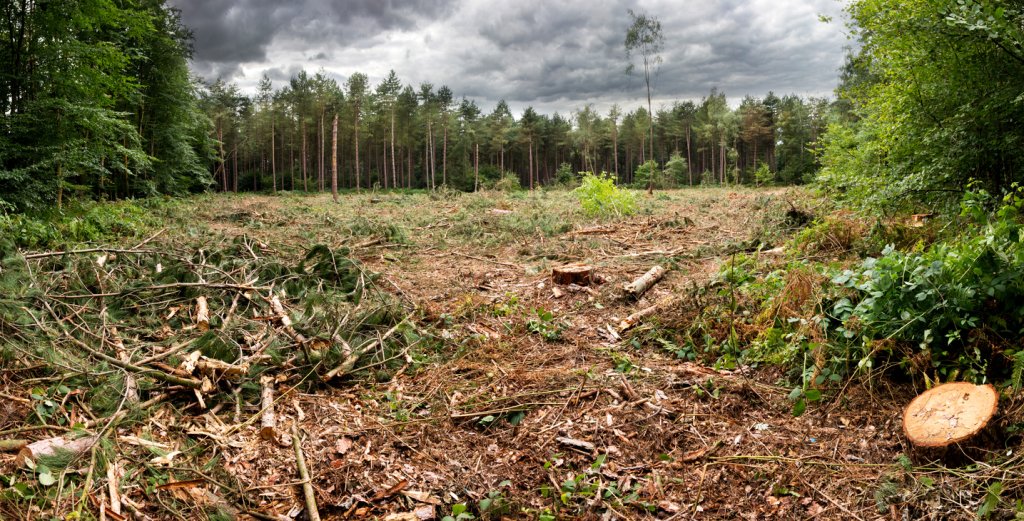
left=820, top=0, right=1024, bottom=211
left=830, top=189, right=1024, bottom=382
left=526, top=308, right=567, bottom=341
left=664, top=152, right=688, bottom=186
left=631, top=160, right=664, bottom=189
left=0, top=200, right=155, bottom=253
left=573, top=173, right=637, bottom=218
left=554, top=163, right=577, bottom=186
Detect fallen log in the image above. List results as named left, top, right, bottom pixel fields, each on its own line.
left=259, top=376, right=276, bottom=441
left=623, top=265, right=666, bottom=299
left=552, top=264, right=594, bottom=286
left=617, top=296, right=681, bottom=332
left=0, top=439, right=28, bottom=452
left=17, top=435, right=98, bottom=466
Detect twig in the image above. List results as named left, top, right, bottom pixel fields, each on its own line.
left=449, top=251, right=520, bottom=269
left=132, top=228, right=167, bottom=249
left=291, top=425, right=321, bottom=521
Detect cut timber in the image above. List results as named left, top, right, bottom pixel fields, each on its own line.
left=623, top=265, right=666, bottom=299
left=109, top=327, right=138, bottom=403
left=16, top=435, right=98, bottom=466
left=552, top=264, right=594, bottom=286
left=903, top=382, right=998, bottom=447
left=617, top=296, right=682, bottom=332
left=195, top=296, right=210, bottom=331
left=259, top=376, right=276, bottom=441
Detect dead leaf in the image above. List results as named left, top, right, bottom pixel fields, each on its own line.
left=372, top=479, right=409, bottom=501
left=156, top=479, right=205, bottom=491
left=402, top=490, right=442, bottom=505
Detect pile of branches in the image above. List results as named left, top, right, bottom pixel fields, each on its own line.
left=0, top=234, right=416, bottom=515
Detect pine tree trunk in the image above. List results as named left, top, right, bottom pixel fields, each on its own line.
left=332, top=114, right=338, bottom=202
left=271, top=114, right=277, bottom=193
left=354, top=110, right=361, bottom=192
left=302, top=121, right=307, bottom=192
left=474, top=142, right=479, bottom=192
left=442, top=123, right=448, bottom=186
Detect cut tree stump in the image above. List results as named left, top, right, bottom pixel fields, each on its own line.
left=552, top=264, right=594, bottom=286
left=623, top=265, right=666, bottom=299
left=903, top=382, right=998, bottom=448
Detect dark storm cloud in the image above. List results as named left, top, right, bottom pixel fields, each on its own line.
left=169, top=0, right=849, bottom=113
left=168, top=0, right=456, bottom=70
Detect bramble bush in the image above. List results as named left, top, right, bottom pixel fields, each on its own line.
left=829, top=187, right=1024, bottom=384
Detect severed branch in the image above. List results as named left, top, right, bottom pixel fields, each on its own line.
left=259, top=376, right=277, bottom=440
left=291, top=425, right=321, bottom=521
left=623, top=265, right=666, bottom=299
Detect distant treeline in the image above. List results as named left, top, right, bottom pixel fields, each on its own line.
left=0, top=0, right=837, bottom=213
left=203, top=74, right=833, bottom=193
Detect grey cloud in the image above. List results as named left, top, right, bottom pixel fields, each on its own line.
left=170, top=0, right=848, bottom=112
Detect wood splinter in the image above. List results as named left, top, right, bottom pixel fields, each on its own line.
left=623, top=265, right=666, bottom=299
left=195, top=296, right=210, bottom=332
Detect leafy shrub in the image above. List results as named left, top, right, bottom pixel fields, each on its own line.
left=573, top=173, right=637, bottom=218
left=488, top=173, right=522, bottom=192
left=0, top=200, right=155, bottom=253
left=554, top=162, right=578, bottom=187
left=829, top=188, right=1024, bottom=382
left=631, top=160, right=665, bottom=189
left=664, top=152, right=689, bottom=186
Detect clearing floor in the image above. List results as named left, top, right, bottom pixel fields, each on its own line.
left=2, top=188, right=1004, bottom=520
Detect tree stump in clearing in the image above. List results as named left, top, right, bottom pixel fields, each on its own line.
left=552, top=264, right=594, bottom=286
left=903, top=382, right=998, bottom=460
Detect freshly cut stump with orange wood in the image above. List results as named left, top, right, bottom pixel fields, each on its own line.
left=552, top=264, right=594, bottom=286
left=902, top=382, right=998, bottom=448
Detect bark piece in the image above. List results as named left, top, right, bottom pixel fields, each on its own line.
left=623, top=265, right=666, bottom=299
left=259, top=376, right=276, bottom=441
left=195, top=296, right=210, bottom=332
left=556, top=436, right=596, bottom=453
left=16, top=435, right=98, bottom=466
left=552, top=264, right=594, bottom=286
left=903, top=382, right=998, bottom=447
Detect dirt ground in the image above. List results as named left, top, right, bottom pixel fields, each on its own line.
left=3, top=188, right=1014, bottom=520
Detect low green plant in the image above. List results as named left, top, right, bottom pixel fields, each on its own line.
left=573, top=173, right=637, bottom=218
left=526, top=308, right=566, bottom=341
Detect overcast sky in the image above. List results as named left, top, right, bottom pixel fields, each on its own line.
left=167, top=0, right=851, bottom=115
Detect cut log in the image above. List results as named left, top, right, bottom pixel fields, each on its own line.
left=552, top=264, right=594, bottom=286
left=617, top=295, right=682, bottom=332
left=195, top=296, right=210, bottom=332
left=903, top=382, right=998, bottom=448
left=623, top=265, right=666, bottom=299
left=16, top=435, right=98, bottom=466
left=259, top=376, right=276, bottom=441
